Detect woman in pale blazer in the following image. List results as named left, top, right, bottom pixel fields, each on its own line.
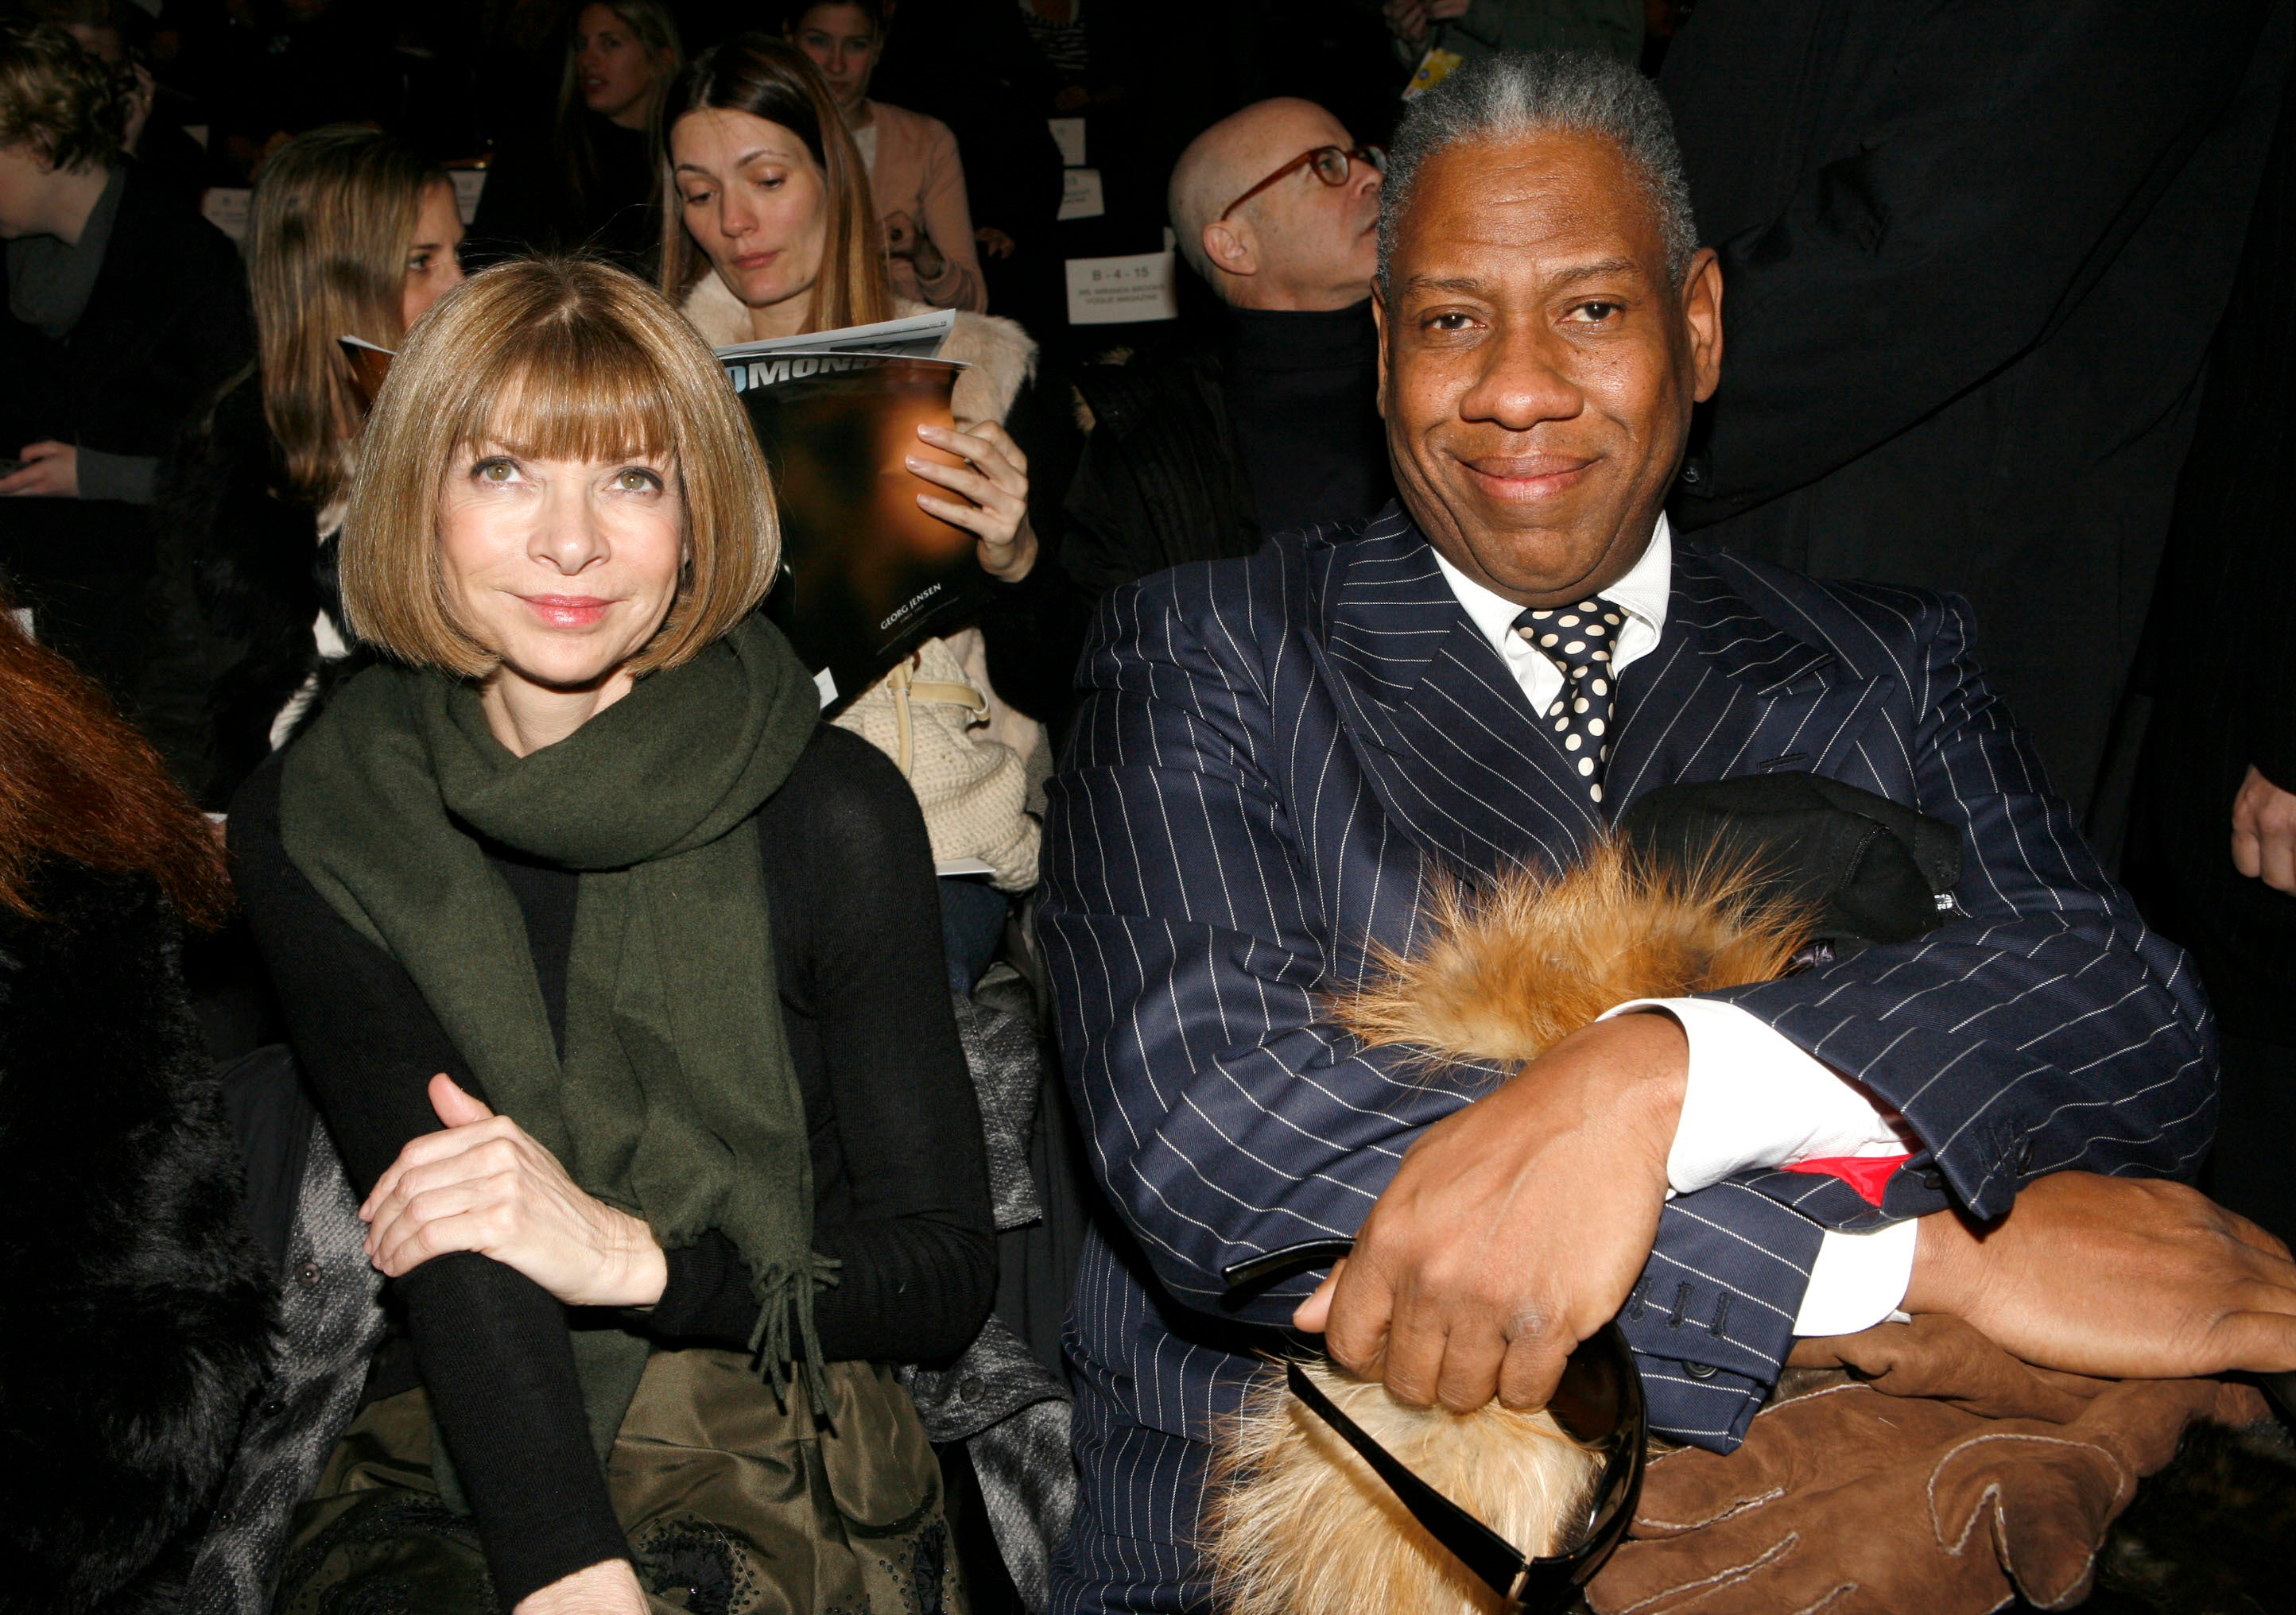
left=787, top=0, right=988, bottom=312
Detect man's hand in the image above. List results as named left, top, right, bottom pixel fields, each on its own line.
left=2231, top=764, right=2296, bottom=893
left=1294, top=1013, right=1688, bottom=1412
left=1905, top=1172, right=2296, bottom=1380
left=0, top=441, right=78, bottom=498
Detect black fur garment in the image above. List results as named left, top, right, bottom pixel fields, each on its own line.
left=2091, top=1417, right=2296, bottom=1614
left=0, top=860, right=275, bottom=1613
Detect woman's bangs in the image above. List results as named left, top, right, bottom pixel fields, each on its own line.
left=458, top=321, right=684, bottom=466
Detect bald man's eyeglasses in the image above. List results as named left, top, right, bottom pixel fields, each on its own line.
left=1217, top=144, right=1386, bottom=223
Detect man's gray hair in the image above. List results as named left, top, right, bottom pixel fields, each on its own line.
left=1377, top=50, right=1699, bottom=291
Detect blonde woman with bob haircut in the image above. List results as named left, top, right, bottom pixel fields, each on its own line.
left=667, top=33, right=1092, bottom=990
left=143, top=125, right=466, bottom=808
left=231, top=257, right=993, bottom=1615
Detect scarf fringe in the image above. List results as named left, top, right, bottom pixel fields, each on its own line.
left=747, top=1252, right=846, bottom=1414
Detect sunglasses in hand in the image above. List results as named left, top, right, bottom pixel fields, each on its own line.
left=1222, top=1237, right=1647, bottom=1611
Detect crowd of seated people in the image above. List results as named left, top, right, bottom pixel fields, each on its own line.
left=3, top=5, right=2296, bottom=1615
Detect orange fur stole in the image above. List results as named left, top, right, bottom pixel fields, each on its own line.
left=1202, top=838, right=1813, bottom=1615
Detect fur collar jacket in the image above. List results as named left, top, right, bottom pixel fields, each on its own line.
left=678, top=277, right=1037, bottom=430
left=0, top=859, right=274, bottom=1613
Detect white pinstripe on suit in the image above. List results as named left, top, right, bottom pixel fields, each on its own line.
left=1038, top=505, right=2213, bottom=1613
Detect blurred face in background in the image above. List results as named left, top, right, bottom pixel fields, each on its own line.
left=0, top=141, right=103, bottom=240
left=574, top=2, right=670, bottom=129
left=0, top=143, right=54, bottom=237
left=789, top=3, right=881, bottom=120
left=400, top=178, right=464, bottom=330
left=61, top=22, right=124, bottom=64
left=670, top=107, right=828, bottom=324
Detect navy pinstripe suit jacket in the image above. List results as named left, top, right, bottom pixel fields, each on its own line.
left=1039, top=505, right=2213, bottom=1454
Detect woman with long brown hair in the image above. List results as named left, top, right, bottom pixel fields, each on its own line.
left=0, top=594, right=274, bottom=1612
left=665, top=35, right=1087, bottom=989
left=470, top=0, right=681, bottom=272
left=141, top=125, right=465, bottom=808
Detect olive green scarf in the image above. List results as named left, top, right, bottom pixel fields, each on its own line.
left=280, top=615, right=831, bottom=1466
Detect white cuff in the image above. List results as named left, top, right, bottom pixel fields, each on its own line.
left=1794, top=1219, right=1919, bottom=1336
left=1601, top=998, right=1906, bottom=1196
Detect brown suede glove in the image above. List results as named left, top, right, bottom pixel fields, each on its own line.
left=1587, top=1316, right=2267, bottom=1614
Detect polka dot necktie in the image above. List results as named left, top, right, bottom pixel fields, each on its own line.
left=1513, top=596, right=1625, bottom=804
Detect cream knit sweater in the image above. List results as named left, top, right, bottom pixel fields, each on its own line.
left=681, top=278, right=1049, bottom=889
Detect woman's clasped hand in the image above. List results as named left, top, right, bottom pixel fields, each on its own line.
left=359, top=1073, right=668, bottom=1309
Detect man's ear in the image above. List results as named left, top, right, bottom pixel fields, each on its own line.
left=1682, top=246, right=1724, bottom=404
left=1202, top=218, right=1256, bottom=279
left=1371, top=288, right=1390, bottom=420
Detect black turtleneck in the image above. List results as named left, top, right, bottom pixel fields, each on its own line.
left=1221, top=298, right=1393, bottom=536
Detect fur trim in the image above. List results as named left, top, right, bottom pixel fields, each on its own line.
left=0, top=861, right=275, bottom=1613
left=679, top=281, right=1037, bottom=428
left=1206, top=1365, right=1596, bottom=1615
left=681, top=268, right=754, bottom=347
left=1330, top=836, right=1811, bottom=1070
left=1202, top=839, right=1810, bottom=1615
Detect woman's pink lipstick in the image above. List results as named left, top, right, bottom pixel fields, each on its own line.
left=520, top=594, right=614, bottom=628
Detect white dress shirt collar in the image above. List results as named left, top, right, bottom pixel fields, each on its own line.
left=1429, top=514, right=1914, bottom=1335
left=1431, top=514, right=1674, bottom=715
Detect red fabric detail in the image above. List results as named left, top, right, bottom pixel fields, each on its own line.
left=1781, top=1152, right=1911, bottom=1207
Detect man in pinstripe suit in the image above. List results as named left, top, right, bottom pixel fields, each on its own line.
left=1040, top=53, right=2296, bottom=1613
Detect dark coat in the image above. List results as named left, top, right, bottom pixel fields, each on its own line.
left=2128, top=67, right=2296, bottom=1040
left=1659, top=0, right=2294, bottom=811
left=140, top=372, right=358, bottom=811
left=0, top=165, right=253, bottom=693
left=0, top=860, right=275, bottom=1614
left=465, top=112, right=659, bottom=275
left=0, top=168, right=254, bottom=573
left=1060, top=345, right=1261, bottom=598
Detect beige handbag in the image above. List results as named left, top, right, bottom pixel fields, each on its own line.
left=835, top=633, right=1042, bottom=892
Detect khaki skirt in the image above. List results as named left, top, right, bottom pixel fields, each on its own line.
left=276, top=1350, right=965, bottom=1615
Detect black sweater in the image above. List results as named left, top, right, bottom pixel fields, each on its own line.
left=468, top=114, right=660, bottom=275
left=230, top=724, right=996, bottom=1605
left=1221, top=300, right=1392, bottom=540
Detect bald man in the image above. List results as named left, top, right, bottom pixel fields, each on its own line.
left=1058, top=99, right=1394, bottom=596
